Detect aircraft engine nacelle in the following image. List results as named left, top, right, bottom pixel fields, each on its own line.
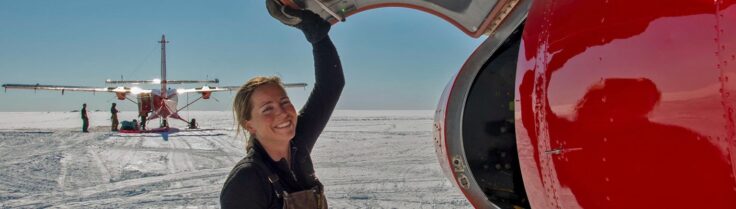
left=115, top=92, right=126, bottom=100
left=201, top=91, right=212, bottom=99
left=435, top=0, right=736, bottom=208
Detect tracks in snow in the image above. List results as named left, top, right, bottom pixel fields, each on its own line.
left=0, top=128, right=243, bottom=208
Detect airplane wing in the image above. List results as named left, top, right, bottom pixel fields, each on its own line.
left=3, top=83, right=110, bottom=92
left=175, top=86, right=231, bottom=94
left=217, top=82, right=309, bottom=91
left=221, top=82, right=308, bottom=90
left=106, top=79, right=219, bottom=85
left=2, top=83, right=151, bottom=94
left=177, top=82, right=308, bottom=93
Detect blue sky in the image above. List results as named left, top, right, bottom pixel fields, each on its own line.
left=0, top=0, right=483, bottom=112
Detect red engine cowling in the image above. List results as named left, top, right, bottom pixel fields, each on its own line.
left=435, top=0, right=736, bottom=208
left=115, top=92, right=126, bottom=100
left=515, top=0, right=736, bottom=208
left=201, top=91, right=211, bottom=99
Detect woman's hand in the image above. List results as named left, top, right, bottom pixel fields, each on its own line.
left=266, top=0, right=331, bottom=44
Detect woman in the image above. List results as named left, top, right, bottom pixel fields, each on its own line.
left=220, top=2, right=344, bottom=209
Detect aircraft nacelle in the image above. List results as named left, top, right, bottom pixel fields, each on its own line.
left=433, top=0, right=736, bottom=208
left=115, top=92, right=126, bottom=100
left=201, top=91, right=211, bottom=99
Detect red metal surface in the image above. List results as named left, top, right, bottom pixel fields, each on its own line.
left=516, top=0, right=736, bottom=208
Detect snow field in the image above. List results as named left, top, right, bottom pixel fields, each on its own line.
left=0, top=111, right=470, bottom=208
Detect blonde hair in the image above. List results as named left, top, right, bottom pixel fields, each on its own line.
left=233, top=76, right=286, bottom=151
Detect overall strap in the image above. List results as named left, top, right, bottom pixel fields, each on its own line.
left=253, top=160, right=288, bottom=199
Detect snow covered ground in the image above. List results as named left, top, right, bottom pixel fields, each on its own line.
left=0, top=110, right=471, bottom=208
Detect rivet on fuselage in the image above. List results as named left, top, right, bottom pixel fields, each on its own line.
left=457, top=174, right=470, bottom=189
left=452, top=155, right=465, bottom=172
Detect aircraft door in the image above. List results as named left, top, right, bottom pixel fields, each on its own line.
left=276, top=0, right=530, bottom=38
left=138, top=93, right=153, bottom=115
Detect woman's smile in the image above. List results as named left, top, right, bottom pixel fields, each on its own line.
left=275, top=121, right=292, bottom=129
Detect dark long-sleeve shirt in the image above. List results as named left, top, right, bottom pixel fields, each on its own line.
left=220, top=37, right=344, bottom=209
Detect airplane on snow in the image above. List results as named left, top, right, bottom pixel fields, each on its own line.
left=2, top=35, right=307, bottom=130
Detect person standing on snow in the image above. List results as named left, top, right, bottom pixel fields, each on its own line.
left=111, top=103, right=119, bottom=131
left=140, top=111, right=148, bottom=131
left=81, top=103, right=89, bottom=133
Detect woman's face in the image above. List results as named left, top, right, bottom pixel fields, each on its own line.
left=243, top=83, right=298, bottom=144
